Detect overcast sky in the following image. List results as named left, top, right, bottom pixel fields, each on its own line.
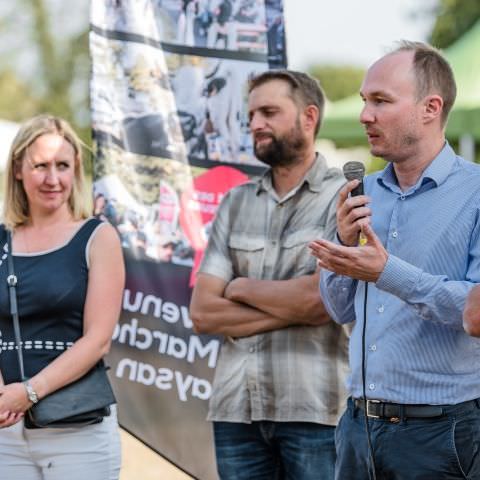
left=284, top=0, right=437, bottom=69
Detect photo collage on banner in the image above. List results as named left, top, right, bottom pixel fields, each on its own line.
left=90, top=1, right=286, bottom=479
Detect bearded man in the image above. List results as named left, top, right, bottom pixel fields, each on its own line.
left=190, top=70, right=348, bottom=480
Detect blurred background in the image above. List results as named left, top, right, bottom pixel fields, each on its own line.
left=0, top=0, right=478, bottom=180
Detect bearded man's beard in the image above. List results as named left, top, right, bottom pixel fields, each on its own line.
left=254, top=118, right=307, bottom=167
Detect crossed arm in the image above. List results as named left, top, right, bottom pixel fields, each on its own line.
left=190, top=270, right=331, bottom=338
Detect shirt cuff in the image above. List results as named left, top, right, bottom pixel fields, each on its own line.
left=376, top=254, right=422, bottom=299
left=198, top=265, right=233, bottom=283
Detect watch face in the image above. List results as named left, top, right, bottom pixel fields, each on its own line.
left=24, top=382, right=38, bottom=403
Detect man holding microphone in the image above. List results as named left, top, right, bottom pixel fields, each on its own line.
left=311, top=41, right=480, bottom=479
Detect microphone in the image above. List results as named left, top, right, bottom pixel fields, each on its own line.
left=342, top=161, right=365, bottom=197
left=342, top=161, right=367, bottom=245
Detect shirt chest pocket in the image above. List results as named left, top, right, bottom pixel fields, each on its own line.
left=228, top=233, right=265, bottom=279
left=281, top=227, right=323, bottom=276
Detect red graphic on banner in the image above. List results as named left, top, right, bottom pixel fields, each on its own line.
left=180, top=166, right=249, bottom=286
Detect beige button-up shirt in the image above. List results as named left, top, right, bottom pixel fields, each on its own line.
left=199, top=154, right=349, bottom=425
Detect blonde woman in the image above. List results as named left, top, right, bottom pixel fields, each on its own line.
left=0, top=115, right=125, bottom=479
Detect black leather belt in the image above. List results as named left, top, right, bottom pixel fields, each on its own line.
left=354, top=398, right=444, bottom=419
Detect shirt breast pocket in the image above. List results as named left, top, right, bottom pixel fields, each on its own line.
left=228, top=233, right=265, bottom=279
left=281, top=227, right=323, bottom=276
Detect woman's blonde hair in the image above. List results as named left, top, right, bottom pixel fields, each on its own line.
left=2, top=114, right=90, bottom=229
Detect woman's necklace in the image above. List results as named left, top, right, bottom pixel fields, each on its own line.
left=22, top=227, right=31, bottom=253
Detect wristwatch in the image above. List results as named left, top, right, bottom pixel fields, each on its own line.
left=23, top=381, right=39, bottom=404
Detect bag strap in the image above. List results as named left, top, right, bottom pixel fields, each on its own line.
left=6, top=230, right=26, bottom=381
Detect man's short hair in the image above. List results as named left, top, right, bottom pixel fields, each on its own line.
left=248, top=70, right=325, bottom=136
left=392, top=40, right=456, bottom=126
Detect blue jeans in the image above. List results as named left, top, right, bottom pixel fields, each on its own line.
left=213, top=421, right=336, bottom=480
left=335, top=397, right=480, bottom=480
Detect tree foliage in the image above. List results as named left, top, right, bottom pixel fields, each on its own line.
left=0, top=0, right=90, bottom=150
left=307, top=65, right=365, bottom=102
left=429, top=0, right=480, bottom=48
left=0, top=70, right=40, bottom=121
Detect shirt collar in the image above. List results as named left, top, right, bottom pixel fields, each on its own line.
left=256, top=153, right=328, bottom=196
left=377, top=142, right=456, bottom=193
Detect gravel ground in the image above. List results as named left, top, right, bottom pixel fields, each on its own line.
left=120, top=429, right=193, bottom=480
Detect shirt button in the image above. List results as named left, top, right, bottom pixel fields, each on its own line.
left=249, top=347, right=255, bottom=353
left=392, top=231, right=398, bottom=238
left=377, top=305, right=384, bottom=313
left=271, top=240, right=277, bottom=245
left=369, top=344, right=377, bottom=351
left=369, top=383, right=376, bottom=390
left=400, top=195, right=406, bottom=201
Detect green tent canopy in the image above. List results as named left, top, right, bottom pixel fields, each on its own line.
left=321, top=20, right=480, bottom=143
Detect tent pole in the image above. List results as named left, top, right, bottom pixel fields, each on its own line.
left=459, top=133, right=475, bottom=162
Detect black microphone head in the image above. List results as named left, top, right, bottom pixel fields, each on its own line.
left=343, top=161, right=365, bottom=182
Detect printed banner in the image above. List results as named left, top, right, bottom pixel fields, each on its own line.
left=90, top=1, right=286, bottom=478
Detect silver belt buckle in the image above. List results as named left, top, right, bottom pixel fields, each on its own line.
left=366, top=399, right=381, bottom=418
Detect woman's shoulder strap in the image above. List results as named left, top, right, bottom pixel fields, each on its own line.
left=69, top=217, right=105, bottom=246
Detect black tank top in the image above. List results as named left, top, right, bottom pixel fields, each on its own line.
left=0, top=218, right=103, bottom=384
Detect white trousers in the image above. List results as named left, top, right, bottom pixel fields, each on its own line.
left=0, top=405, right=121, bottom=480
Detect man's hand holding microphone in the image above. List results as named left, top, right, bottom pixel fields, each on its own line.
left=309, top=161, right=388, bottom=282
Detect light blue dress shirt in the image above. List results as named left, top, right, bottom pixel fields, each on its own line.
left=321, top=143, right=480, bottom=405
